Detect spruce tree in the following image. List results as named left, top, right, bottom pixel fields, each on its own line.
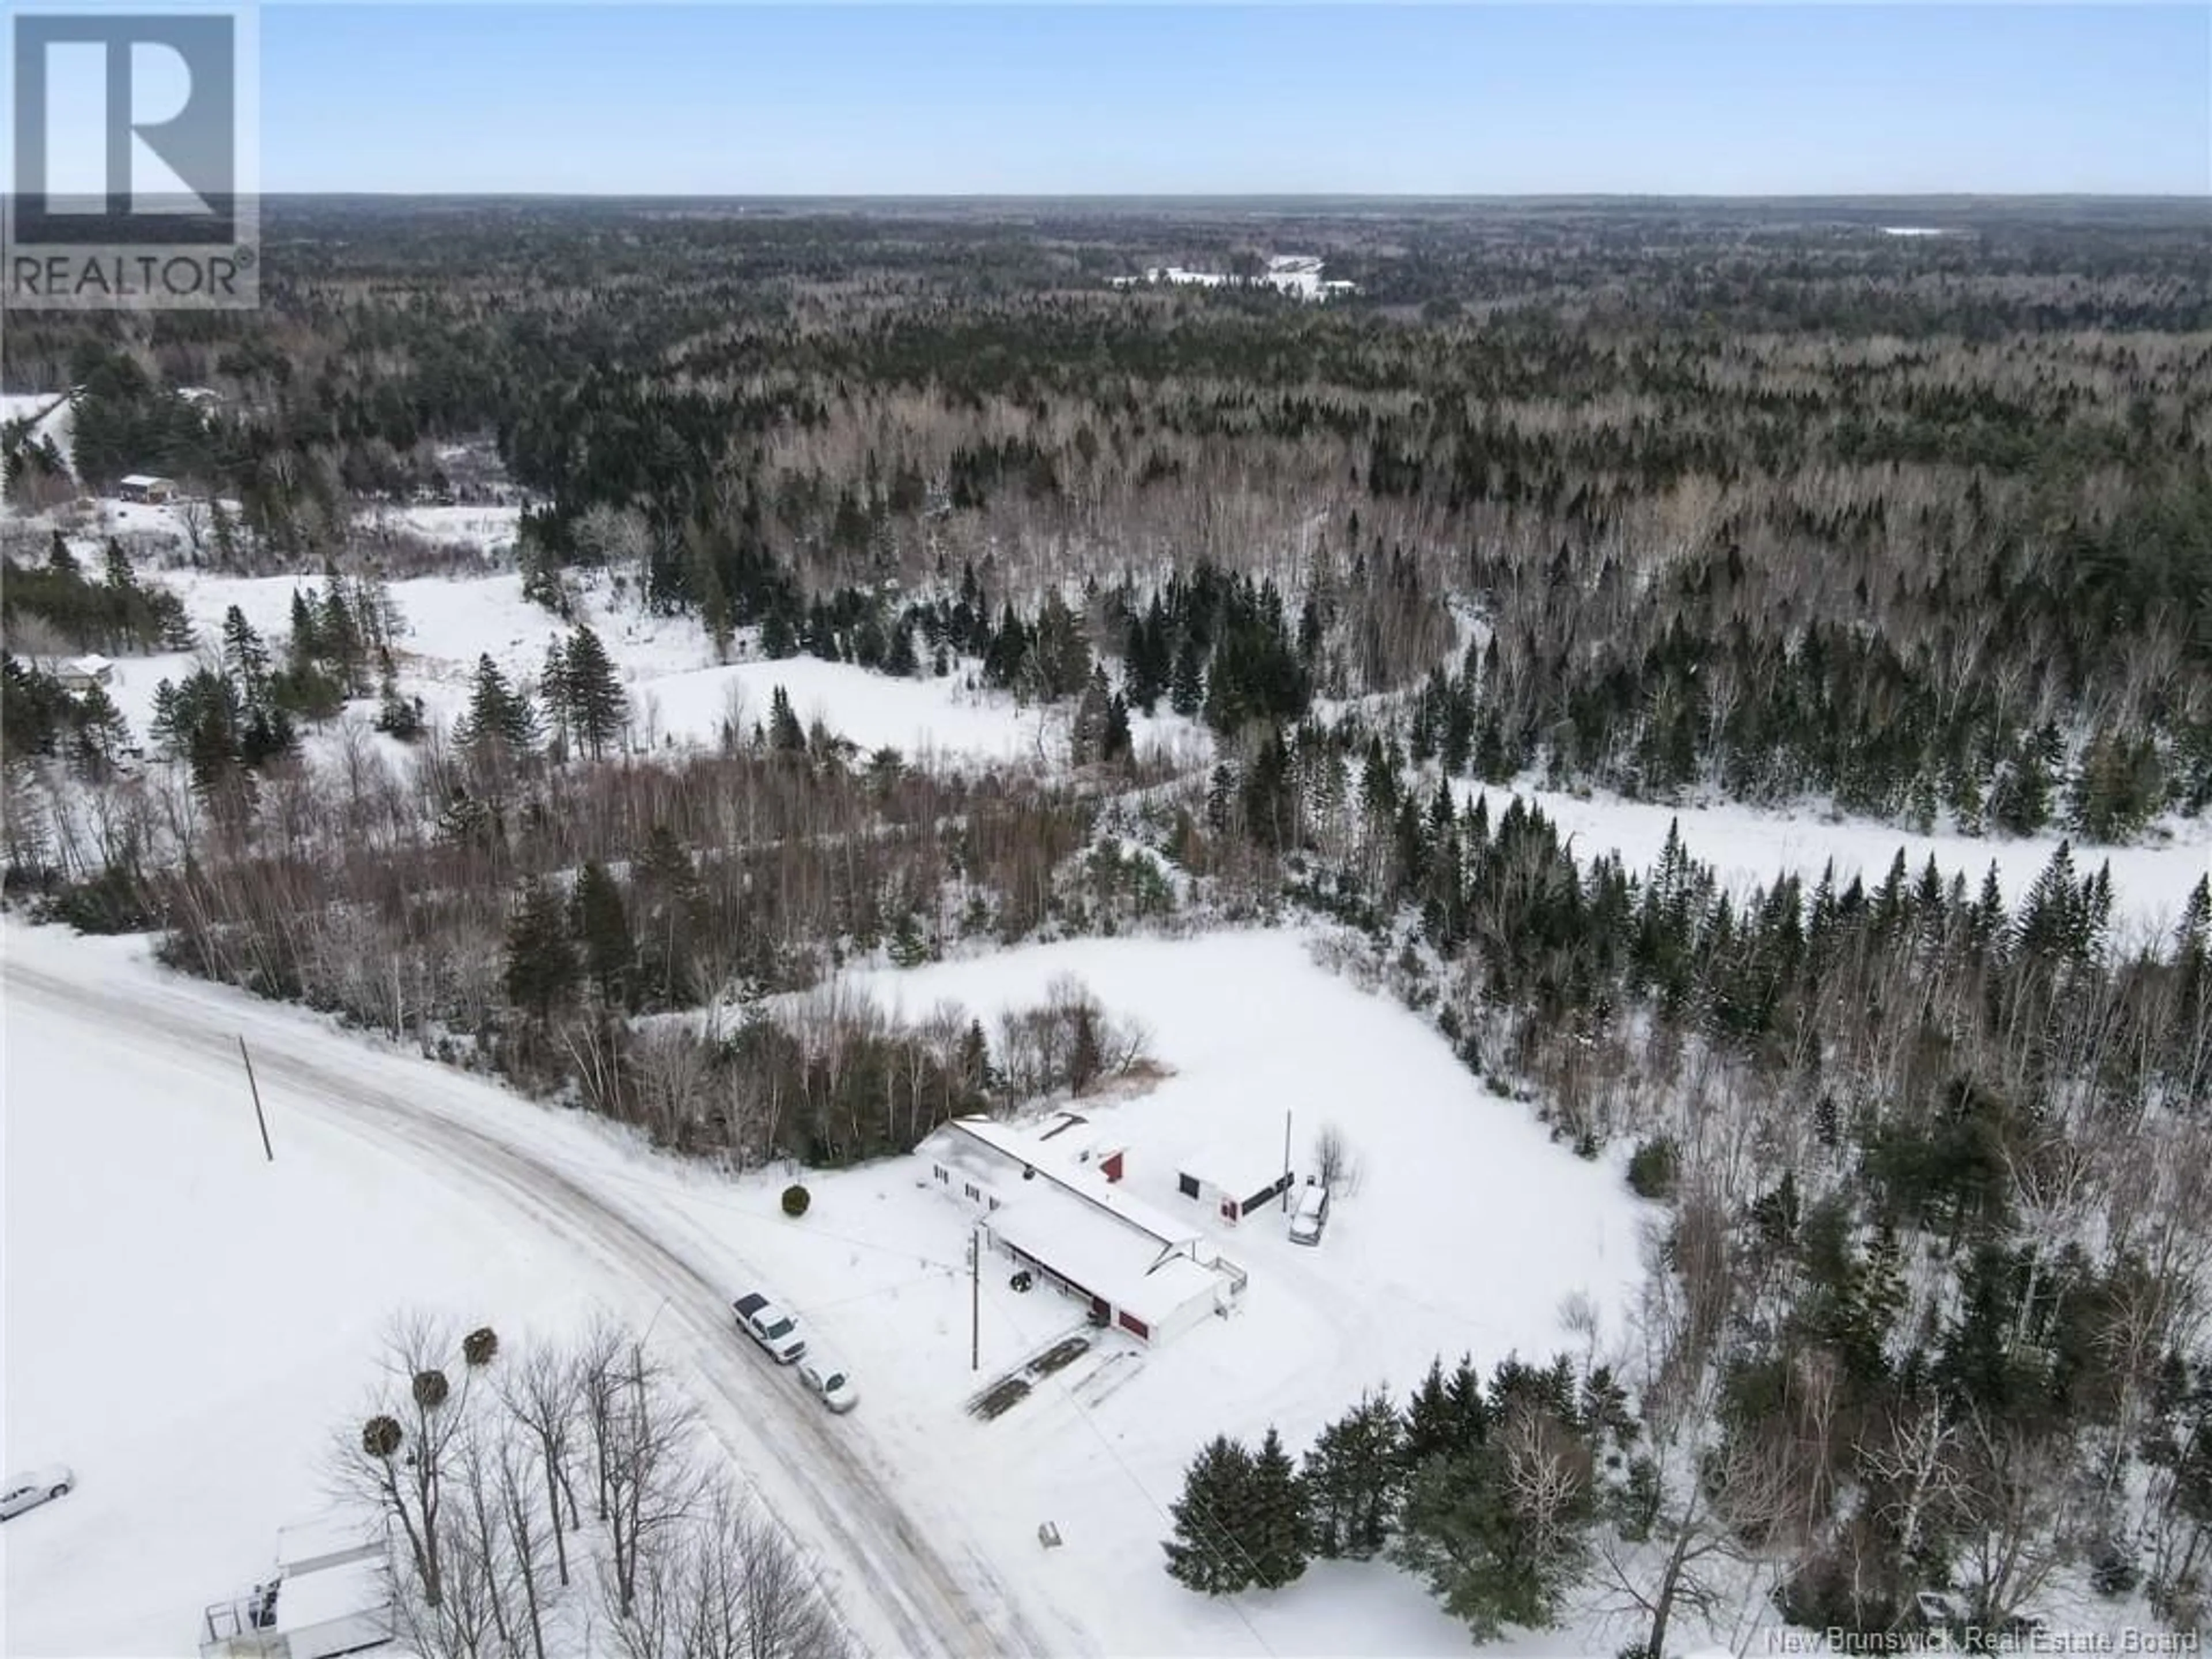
left=1305, top=1392, right=1405, bottom=1559
left=221, top=606, right=271, bottom=702
left=1124, top=600, right=1169, bottom=713
left=287, top=588, right=323, bottom=674
left=504, top=877, right=580, bottom=1024
left=632, top=825, right=704, bottom=1005
left=321, top=578, right=365, bottom=692
left=1163, top=1435, right=1257, bottom=1595
left=885, top=620, right=921, bottom=679
left=1033, top=590, right=1091, bottom=699
left=1070, top=665, right=1112, bottom=765
left=571, top=861, right=635, bottom=1010
left=101, top=538, right=136, bottom=595
left=539, top=638, right=571, bottom=756
left=768, top=685, right=806, bottom=753
left=1102, top=692, right=1134, bottom=764
left=67, top=681, right=131, bottom=778
left=1248, top=1426, right=1310, bottom=1588
left=562, top=625, right=627, bottom=759
left=761, top=606, right=798, bottom=660
left=460, top=654, right=536, bottom=760
left=1403, top=1357, right=1457, bottom=1469
left=1169, top=631, right=1206, bottom=718
left=149, top=679, right=183, bottom=756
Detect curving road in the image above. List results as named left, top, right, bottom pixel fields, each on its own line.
left=3, top=945, right=1065, bottom=1659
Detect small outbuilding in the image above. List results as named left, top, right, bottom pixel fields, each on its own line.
left=1175, top=1137, right=1294, bottom=1225
left=116, top=474, right=173, bottom=503
left=55, top=654, right=113, bottom=691
left=200, top=1511, right=393, bottom=1659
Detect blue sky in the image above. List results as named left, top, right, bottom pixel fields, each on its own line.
left=259, top=5, right=2211, bottom=194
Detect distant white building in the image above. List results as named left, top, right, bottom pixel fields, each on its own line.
left=1115, top=256, right=1355, bottom=303
left=916, top=1113, right=1246, bottom=1344
left=115, top=474, right=173, bottom=503
left=55, top=654, right=113, bottom=692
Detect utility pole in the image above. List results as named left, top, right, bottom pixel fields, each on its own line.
left=240, top=1036, right=274, bottom=1162
left=970, top=1225, right=981, bottom=1373
left=1282, top=1109, right=1293, bottom=1212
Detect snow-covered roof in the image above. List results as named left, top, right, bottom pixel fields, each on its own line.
left=275, top=1512, right=384, bottom=1574
left=1178, top=1135, right=1290, bottom=1202
left=1033, top=1110, right=1124, bottom=1166
left=933, top=1117, right=1196, bottom=1247
left=276, top=1554, right=388, bottom=1632
left=62, top=653, right=112, bottom=675
left=987, top=1184, right=1225, bottom=1331
left=118, top=473, right=170, bottom=488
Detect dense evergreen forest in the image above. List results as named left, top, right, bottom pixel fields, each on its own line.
left=7, top=198, right=2209, bottom=828
left=5, top=199, right=2211, bottom=1651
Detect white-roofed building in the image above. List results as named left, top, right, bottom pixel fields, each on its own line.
left=987, top=1181, right=1237, bottom=1343
left=55, top=653, right=113, bottom=691
left=200, top=1511, right=393, bottom=1659
left=116, top=473, right=173, bottom=503
left=915, top=1113, right=1245, bottom=1344
left=1175, top=1134, right=1295, bottom=1226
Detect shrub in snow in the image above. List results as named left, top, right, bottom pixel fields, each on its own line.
left=463, top=1326, right=499, bottom=1368
left=2089, top=1537, right=2141, bottom=1597
left=411, top=1368, right=450, bottom=1410
left=782, top=1183, right=810, bottom=1217
left=362, top=1415, right=403, bottom=1459
left=1626, top=1135, right=1679, bottom=1200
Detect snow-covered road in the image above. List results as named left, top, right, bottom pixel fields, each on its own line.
left=2, top=933, right=1061, bottom=1659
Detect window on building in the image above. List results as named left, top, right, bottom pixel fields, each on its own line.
left=934, top=1165, right=948, bottom=1183
left=1177, top=1172, right=1200, bottom=1199
left=964, top=1183, right=980, bottom=1201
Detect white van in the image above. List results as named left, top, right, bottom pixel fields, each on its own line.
left=1289, top=1183, right=1330, bottom=1245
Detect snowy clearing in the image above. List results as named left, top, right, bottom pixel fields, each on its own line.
left=1, top=921, right=1645, bottom=1657
left=0, top=921, right=1059, bottom=1659
left=74, top=560, right=1205, bottom=771
left=1463, top=780, right=2212, bottom=938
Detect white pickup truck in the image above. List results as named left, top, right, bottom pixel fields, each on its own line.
left=730, top=1292, right=806, bottom=1363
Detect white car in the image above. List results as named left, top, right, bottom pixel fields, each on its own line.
left=798, top=1360, right=858, bottom=1414
left=732, top=1292, right=806, bottom=1363
left=1289, top=1182, right=1330, bottom=1245
left=1, top=1466, right=74, bottom=1521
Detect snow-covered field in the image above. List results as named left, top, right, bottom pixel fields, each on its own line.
left=0, top=937, right=583, bottom=1656
left=1, top=921, right=1645, bottom=1658
left=77, top=559, right=1204, bottom=771
left=789, top=931, right=1650, bottom=1655
left=1464, top=781, right=2212, bottom=938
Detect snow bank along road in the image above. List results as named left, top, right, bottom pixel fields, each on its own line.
left=2, top=940, right=1062, bottom=1659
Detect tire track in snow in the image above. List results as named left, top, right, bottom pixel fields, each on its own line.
left=4, top=954, right=1060, bottom=1659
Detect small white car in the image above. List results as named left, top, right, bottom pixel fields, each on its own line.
left=1289, top=1181, right=1330, bottom=1245
left=732, top=1292, right=806, bottom=1363
left=1, top=1466, right=75, bottom=1521
left=798, top=1360, right=858, bottom=1414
